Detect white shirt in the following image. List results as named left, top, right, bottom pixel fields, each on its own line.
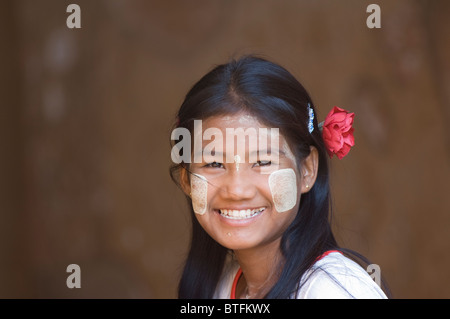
left=213, top=251, right=387, bottom=299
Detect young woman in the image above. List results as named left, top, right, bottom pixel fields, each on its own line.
left=169, top=55, right=389, bottom=299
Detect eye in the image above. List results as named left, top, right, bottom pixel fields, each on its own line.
left=204, top=161, right=224, bottom=169
left=253, top=160, right=271, bottom=167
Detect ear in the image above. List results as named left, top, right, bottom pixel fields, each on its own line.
left=179, top=166, right=192, bottom=197
left=300, top=146, right=318, bottom=193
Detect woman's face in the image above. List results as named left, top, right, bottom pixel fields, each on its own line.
left=182, top=112, right=314, bottom=251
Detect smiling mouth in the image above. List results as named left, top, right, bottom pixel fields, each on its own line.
left=218, top=207, right=265, bottom=220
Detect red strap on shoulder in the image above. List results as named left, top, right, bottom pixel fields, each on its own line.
left=230, top=268, right=242, bottom=299
left=316, top=250, right=342, bottom=261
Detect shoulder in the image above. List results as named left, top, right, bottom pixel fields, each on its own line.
left=296, top=252, right=387, bottom=299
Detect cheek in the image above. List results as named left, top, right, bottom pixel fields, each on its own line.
left=191, top=174, right=208, bottom=215
left=268, top=168, right=298, bottom=213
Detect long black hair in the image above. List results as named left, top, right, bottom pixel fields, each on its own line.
left=170, top=55, right=390, bottom=298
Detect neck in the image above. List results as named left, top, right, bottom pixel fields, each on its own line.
left=233, top=239, right=283, bottom=299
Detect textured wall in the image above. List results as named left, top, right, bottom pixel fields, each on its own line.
left=1, top=0, right=449, bottom=298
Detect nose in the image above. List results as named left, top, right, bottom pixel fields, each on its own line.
left=219, top=169, right=257, bottom=201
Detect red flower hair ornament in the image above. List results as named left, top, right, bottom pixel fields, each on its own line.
left=311, top=105, right=355, bottom=159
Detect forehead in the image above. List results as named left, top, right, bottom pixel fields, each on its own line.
left=200, top=112, right=291, bottom=152
left=203, top=112, right=263, bottom=129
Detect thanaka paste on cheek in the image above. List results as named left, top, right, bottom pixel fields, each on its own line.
left=190, top=173, right=208, bottom=215
left=268, top=168, right=297, bottom=213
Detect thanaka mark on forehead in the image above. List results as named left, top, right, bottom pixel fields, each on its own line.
left=234, top=154, right=241, bottom=171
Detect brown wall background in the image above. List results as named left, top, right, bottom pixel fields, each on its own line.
left=1, top=0, right=449, bottom=298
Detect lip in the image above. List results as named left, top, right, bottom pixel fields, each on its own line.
left=214, top=207, right=266, bottom=227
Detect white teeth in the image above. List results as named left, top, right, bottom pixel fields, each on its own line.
left=219, top=207, right=265, bottom=219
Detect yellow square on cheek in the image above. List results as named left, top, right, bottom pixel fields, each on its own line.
left=268, top=168, right=297, bottom=213
left=191, top=174, right=208, bottom=215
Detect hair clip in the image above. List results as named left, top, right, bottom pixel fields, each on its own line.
left=307, top=103, right=314, bottom=134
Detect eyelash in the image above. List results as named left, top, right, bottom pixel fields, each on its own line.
left=253, top=160, right=272, bottom=168
left=204, top=162, right=224, bottom=169
left=203, top=161, right=272, bottom=168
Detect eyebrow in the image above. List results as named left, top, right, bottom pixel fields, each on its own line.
left=193, top=150, right=224, bottom=158
left=194, top=149, right=286, bottom=158
left=249, top=149, right=285, bottom=157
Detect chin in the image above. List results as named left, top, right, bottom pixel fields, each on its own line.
left=215, top=233, right=269, bottom=251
